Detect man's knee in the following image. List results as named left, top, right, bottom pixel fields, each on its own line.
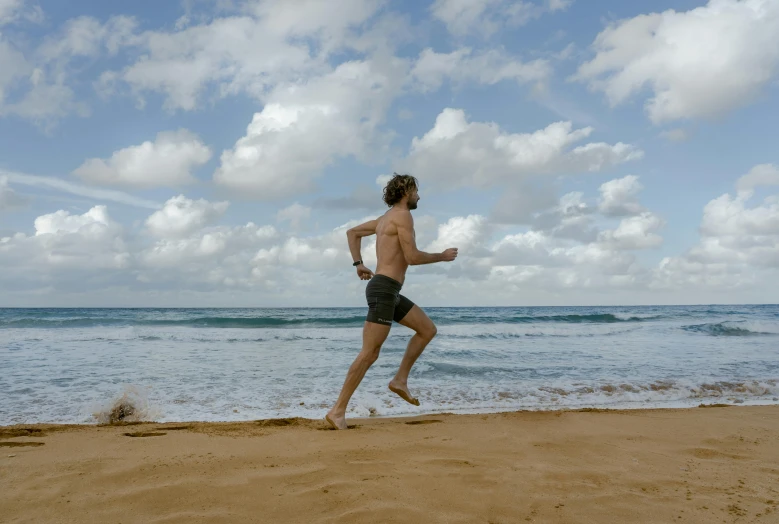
left=361, top=347, right=381, bottom=364
left=419, top=324, right=437, bottom=341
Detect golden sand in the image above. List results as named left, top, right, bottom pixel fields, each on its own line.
left=2, top=405, right=778, bottom=523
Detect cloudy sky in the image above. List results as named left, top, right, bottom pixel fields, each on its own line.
left=1, top=0, right=778, bottom=307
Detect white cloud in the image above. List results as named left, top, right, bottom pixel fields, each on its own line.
left=598, top=212, right=664, bottom=250
left=574, top=0, right=779, bottom=123
left=145, top=195, right=229, bottom=238
left=1, top=170, right=161, bottom=209
left=653, top=165, right=779, bottom=291
left=276, top=203, right=312, bottom=230
left=139, top=222, right=278, bottom=274
left=114, top=0, right=383, bottom=111
left=425, top=214, right=492, bottom=256
left=0, top=0, right=39, bottom=26
left=430, top=0, right=543, bottom=37
left=598, top=175, right=645, bottom=217
left=376, top=174, right=393, bottom=187
left=214, top=57, right=407, bottom=198
left=659, top=128, right=689, bottom=142
left=410, top=47, right=551, bottom=92
left=0, top=175, right=28, bottom=210
left=73, top=130, right=212, bottom=189
left=0, top=36, right=31, bottom=107
left=0, top=14, right=135, bottom=126
left=0, top=206, right=131, bottom=275
left=547, top=0, right=573, bottom=12
left=399, top=108, right=643, bottom=190
left=736, top=163, right=779, bottom=193
left=530, top=191, right=597, bottom=241
left=34, top=205, right=112, bottom=235
left=37, top=15, right=137, bottom=61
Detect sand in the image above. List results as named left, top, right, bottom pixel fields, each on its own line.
left=1, top=405, right=778, bottom=523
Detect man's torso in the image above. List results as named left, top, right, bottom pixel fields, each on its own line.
left=374, top=208, right=411, bottom=285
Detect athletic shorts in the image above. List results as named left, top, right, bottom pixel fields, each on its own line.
left=365, top=274, right=415, bottom=326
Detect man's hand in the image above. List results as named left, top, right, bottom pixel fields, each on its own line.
left=442, top=248, right=458, bottom=262
left=356, top=264, right=375, bottom=280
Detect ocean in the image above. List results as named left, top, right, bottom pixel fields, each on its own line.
left=1, top=305, right=778, bottom=425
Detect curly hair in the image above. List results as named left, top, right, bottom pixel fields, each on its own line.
left=382, top=173, right=418, bottom=207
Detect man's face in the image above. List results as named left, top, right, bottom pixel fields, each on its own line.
left=408, top=188, right=420, bottom=210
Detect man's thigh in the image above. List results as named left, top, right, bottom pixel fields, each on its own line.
left=397, top=303, right=436, bottom=337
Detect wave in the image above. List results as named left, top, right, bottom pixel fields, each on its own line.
left=0, top=316, right=369, bottom=329
left=682, top=321, right=779, bottom=337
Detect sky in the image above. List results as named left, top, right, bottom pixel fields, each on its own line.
left=0, top=0, right=778, bottom=307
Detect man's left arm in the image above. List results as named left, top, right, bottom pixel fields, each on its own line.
left=347, top=219, right=377, bottom=279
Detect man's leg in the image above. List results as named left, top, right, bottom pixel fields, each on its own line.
left=326, top=320, right=391, bottom=429
left=389, top=304, right=437, bottom=405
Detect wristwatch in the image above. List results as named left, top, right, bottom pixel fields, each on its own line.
left=352, top=260, right=362, bottom=266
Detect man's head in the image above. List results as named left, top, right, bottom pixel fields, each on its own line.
left=383, top=173, right=420, bottom=210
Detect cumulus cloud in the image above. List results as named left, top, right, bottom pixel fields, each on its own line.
left=73, top=130, right=212, bottom=189
left=214, top=57, right=406, bottom=198
left=410, top=47, right=551, bottom=92
left=0, top=206, right=130, bottom=288
left=399, top=108, right=643, bottom=190
left=112, top=0, right=383, bottom=111
left=598, top=175, right=645, bottom=217
left=736, top=163, right=779, bottom=193
left=5, top=168, right=776, bottom=306
left=598, top=212, right=664, bottom=250
left=530, top=191, right=597, bottom=242
left=573, top=0, right=779, bottom=123
left=653, top=164, right=779, bottom=291
left=145, top=195, right=229, bottom=238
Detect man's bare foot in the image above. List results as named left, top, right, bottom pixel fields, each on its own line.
left=388, top=380, right=420, bottom=406
left=325, top=410, right=347, bottom=430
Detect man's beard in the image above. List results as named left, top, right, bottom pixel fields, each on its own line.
left=408, top=200, right=418, bottom=210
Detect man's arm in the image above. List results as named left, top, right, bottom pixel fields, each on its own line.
left=346, top=219, right=378, bottom=265
left=396, top=212, right=446, bottom=265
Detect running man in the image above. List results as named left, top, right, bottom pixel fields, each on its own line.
left=326, top=174, right=458, bottom=430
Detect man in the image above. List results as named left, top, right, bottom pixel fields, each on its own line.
left=326, top=174, right=458, bottom=430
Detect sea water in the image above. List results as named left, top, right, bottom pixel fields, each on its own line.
left=1, top=305, right=778, bottom=425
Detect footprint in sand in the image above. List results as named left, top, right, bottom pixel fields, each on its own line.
left=123, top=432, right=167, bottom=438
left=0, top=442, right=45, bottom=447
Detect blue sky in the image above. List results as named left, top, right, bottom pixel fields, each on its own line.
left=1, top=0, right=778, bottom=307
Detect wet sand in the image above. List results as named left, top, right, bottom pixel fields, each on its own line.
left=2, top=405, right=778, bottom=523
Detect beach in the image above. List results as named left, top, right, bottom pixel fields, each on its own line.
left=2, top=405, right=778, bottom=523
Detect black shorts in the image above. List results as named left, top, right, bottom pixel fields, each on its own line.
left=365, top=274, right=415, bottom=326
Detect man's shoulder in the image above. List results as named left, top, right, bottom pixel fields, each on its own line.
left=392, top=208, right=413, bottom=223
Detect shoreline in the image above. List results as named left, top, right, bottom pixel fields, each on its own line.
left=3, top=405, right=779, bottom=523
left=2, top=399, right=777, bottom=429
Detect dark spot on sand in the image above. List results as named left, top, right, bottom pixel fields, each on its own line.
left=123, top=432, right=167, bottom=438
left=319, top=424, right=359, bottom=430
left=405, top=420, right=443, bottom=425
left=0, top=441, right=45, bottom=447
left=698, top=403, right=730, bottom=408
left=256, top=417, right=309, bottom=427
left=0, top=428, right=46, bottom=439
left=155, top=425, right=191, bottom=431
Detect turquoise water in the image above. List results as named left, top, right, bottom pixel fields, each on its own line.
left=1, top=305, right=778, bottom=425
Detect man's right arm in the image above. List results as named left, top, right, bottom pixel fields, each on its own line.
left=396, top=212, right=449, bottom=265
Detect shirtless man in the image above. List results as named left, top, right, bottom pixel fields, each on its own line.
left=326, top=174, right=458, bottom=430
